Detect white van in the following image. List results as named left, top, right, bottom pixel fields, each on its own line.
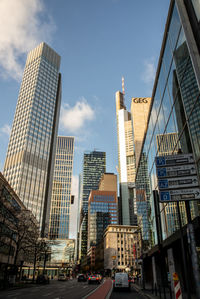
left=113, top=272, right=130, bottom=291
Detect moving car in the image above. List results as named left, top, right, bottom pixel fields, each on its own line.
left=113, top=272, right=131, bottom=291
left=77, top=274, right=87, bottom=282
left=88, top=274, right=101, bottom=284
left=58, top=273, right=68, bottom=281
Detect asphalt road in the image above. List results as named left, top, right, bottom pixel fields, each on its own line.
left=0, top=279, right=102, bottom=299
left=110, top=285, right=145, bottom=299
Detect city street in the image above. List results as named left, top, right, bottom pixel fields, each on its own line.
left=0, top=279, right=102, bottom=299
left=110, top=285, right=145, bottom=299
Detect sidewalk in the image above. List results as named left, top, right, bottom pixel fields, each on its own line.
left=84, top=278, right=112, bottom=299
left=132, top=283, right=160, bottom=299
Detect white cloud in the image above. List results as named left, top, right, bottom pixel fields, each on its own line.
left=0, top=0, right=55, bottom=80
left=142, top=58, right=156, bottom=85
left=60, top=98, right=95, bottom=133
left=0, top=124, right=11, bottom=136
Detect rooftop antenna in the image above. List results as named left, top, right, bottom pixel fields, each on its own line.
left=122, top=76, right=126, bottom=108
left=122, top=76, right=125, bottom=95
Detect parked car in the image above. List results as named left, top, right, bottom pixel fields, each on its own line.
left=88, top=274, right=101, bottom=284
left=58, top=273, right=68, bottom=281
left=77, top=274, right=87, bottom=282
left=36, top=274, right=50, bottom=284
left=113, top=272, right=131, bottom=291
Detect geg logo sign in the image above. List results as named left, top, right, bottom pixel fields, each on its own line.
left=132, top=98, right=148, bottom=103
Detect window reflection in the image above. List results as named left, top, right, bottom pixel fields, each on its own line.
left=192, top=0, right=200, bottom=21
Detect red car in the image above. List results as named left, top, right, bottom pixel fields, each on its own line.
left=88, top=274, right=101, bottom=284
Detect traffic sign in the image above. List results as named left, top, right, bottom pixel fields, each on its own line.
left=158, top=176, right=199, bottom=190
left=157, top=164, right=197, bottom=178
left=156, top=153, right=200, bottom=202
left=155, top=153, right=194, bottom=167
left=159, top=188, right=200, bottom=202
left=173, top=272, right=179, bottom=281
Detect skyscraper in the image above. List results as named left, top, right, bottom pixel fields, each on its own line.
left=135, top=1, right=200, bottom=294
left=3, top=42, right=61, bottom=236
left=79, top=151, right=106, bottom=258
left=131, top=97, right=151, bottom=168
left=115, top=91, right=137, bottom=226
left=49, top=136, right=74, bottom=239
left=87, top=190, right=118, bottom=250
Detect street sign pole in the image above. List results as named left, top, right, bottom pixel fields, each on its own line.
left=153, top=190, right=166, bottom=299
left=176, top=202, right=191, bottom=299
left=185, top=201, right=200, bottom=299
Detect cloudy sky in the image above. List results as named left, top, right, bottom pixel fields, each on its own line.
left=0, top=0, right=170, bottom=237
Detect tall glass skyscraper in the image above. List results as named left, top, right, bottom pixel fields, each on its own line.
left=3, top=42, right=61, bottom=236
left=49, top=136, right=74, bottom=239
left=136, top=0, right=200, bottom=245
left=87, top=190, right=118, bottom=250
left=79, top=151, right=106, bottom=258
left=135, top=1, right=200, bottom=295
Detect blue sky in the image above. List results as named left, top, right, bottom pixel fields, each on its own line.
left=0, top=0, right=169, bottom=235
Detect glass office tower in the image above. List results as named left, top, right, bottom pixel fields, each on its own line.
left=49, top=136, right=74, bottom=239
left=79, top=151, right=106, bottom=257
left=3, top=42, right=61, bottom=236
left=136, top=0, right=200, bottom=245
left=87, top=190, right=118, bottom=250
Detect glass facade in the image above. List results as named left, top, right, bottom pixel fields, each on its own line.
left=136, top=0, right=200, bottom=246
left=49, top=136, right=74, bottom=239
left=3, top=42, right=61, bottom=236
left=79, top=151, right=106, bottom=257
left=88, top=192, right=117, bottom=249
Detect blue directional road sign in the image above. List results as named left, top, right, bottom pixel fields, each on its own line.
left=158, top=179, right=168, bottom=189
left=160, top=191, right=171, bottom=202
left=156, top=156, right=165, bottom=166
left=160, top=188, right=200, bottom=202
left=157, top=168, right=167, bottom=178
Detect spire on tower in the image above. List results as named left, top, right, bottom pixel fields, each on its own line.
left=122, top=76, right=125, bottom=95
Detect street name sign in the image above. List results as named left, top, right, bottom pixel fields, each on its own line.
left=155, top=153, right=200, bottom=202
left=158, top=176, right=199, bottom=190
left=160, top=188, right=200, bottom=202
left=156, top=164, right=196, bottom=178
left=156, top=154, right=194, bottom=167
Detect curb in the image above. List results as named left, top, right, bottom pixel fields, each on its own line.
left=82, top=279, right=105, bottom=299
left=105, top=282, right=113, bottom=299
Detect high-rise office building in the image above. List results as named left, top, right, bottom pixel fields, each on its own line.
left=135, top=1, right=200, bottom=294
left=115, top=91, right=136, bottom=226
left=98, top=173, right=117, bottom=192
left=130, top=97, right=152, bottom=242
left=3, top=42, right=61, bottom=236
left=79, top=151, right=106, bottom=258
left=87, top=190, right=118, bottom=250
left=131, top=97, right=151, bottom=168
left=49, top=136, right=74, bottom=239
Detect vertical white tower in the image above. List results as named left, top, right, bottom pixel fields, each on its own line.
left=116, top=91, right=136, bottom=225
